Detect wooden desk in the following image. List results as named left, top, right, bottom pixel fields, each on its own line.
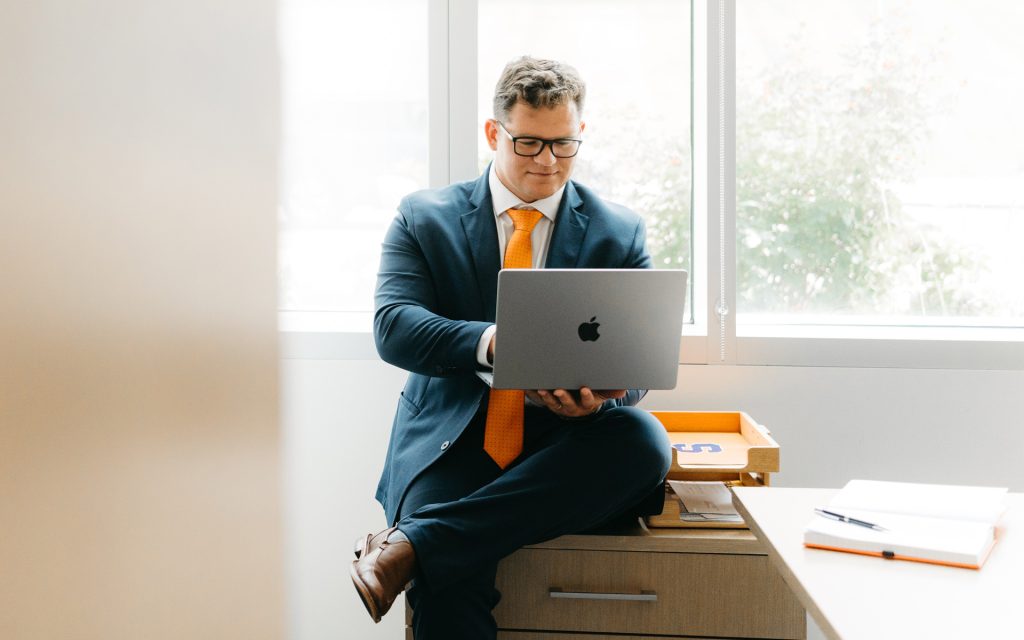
left=732, top=487, right=1024, bottom=640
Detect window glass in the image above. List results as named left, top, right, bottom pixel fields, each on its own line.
left=478, top=0, right=693, bottom=285
left=279, top=0, right=428, bottom=312
left=737, top=0, right=1024, bottom=326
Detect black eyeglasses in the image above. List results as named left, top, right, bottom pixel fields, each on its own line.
left=495, top=121, right=583, bottom=158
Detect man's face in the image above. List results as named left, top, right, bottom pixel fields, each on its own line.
left=485, top=101, right=585, bottom=204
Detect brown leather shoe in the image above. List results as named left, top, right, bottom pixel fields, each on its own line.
left=350, top=526, right=417, bottom=623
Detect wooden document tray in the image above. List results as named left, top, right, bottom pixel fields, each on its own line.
left=645, top=411, right=780, bottom=529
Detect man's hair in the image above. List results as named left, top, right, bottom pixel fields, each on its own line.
left=492, top=56, right=586, bottom=122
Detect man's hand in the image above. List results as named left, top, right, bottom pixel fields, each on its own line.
left=526, top=387, right=627, bottom=419
left=487, top=335, right=495, bottom=365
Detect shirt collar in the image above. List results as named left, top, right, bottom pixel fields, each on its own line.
left=488, top=164, right=564, bottom=222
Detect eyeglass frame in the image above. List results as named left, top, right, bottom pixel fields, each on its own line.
left=494, top=120, right=584, bottom=158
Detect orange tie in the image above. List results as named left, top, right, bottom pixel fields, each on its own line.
left=483, top=208, right=543, bottom=469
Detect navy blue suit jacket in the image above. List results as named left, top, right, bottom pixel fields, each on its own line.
left=373, top=169, right=653, bottom=524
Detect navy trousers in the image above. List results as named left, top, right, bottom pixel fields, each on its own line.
left=398, top=404, right=672, bottom=640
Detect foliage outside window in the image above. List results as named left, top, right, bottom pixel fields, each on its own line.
left=737, top=1, right=1024, bottom=325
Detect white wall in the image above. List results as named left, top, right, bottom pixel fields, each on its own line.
left=283, top=359, right=408, bottom=639
left=283, top=356, right=1024, bottom=639
left=0, top=2, right=282, bottom=638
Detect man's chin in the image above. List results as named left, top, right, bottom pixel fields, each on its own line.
left=522, top=174, right=564, bottom=200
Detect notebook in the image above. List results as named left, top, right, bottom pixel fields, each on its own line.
left=478, top=268, right=687, bottom=390
left=803, top=479, right=1008, bottom=569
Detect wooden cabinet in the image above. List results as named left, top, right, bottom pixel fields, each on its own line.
left=406, top=524, right=806, bottom=639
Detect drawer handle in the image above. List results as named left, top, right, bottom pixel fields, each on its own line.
left=548, top=588, right=657, bottom=602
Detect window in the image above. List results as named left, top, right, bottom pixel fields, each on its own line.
left=279, top=0, right=428, bottom=314
left=478, top=0, right=693, bottom=303
left=736, top=0, right=1024, bottom=330
left=280, top=0, right=1024, bottom=368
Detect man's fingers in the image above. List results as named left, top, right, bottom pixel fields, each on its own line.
left=579, top=387, right=601, bottom=410
left=554, top=389, right=580, bottom=413
left=536, top=389, right=564, bottom=412
left=534, top=388, right=608, bottom=418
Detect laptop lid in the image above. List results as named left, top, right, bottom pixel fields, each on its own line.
left=488, top=269, right=687, bottom=390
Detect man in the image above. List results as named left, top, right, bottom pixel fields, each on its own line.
left=351, top=56, right=671, bottom=639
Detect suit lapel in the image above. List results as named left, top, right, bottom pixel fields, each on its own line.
left=461, top=173, right=501, bottom=321
left=545, top=181, right=589, bottom=268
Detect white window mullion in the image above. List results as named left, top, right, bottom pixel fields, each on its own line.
left=429, top=0, right=477, bottom=187
left=705, top=0, right=737, bottom=365
left=682, top=0, right=710, bottom=365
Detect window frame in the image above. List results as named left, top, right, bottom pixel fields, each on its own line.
left=279, top=0, right=1024, bottom=371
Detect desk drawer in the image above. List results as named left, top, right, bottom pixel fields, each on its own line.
left=412, top=631, right=720, bottom=640
left=413, top=630, right=761, bottom=640
left=493, top=548, right=803, bottom=638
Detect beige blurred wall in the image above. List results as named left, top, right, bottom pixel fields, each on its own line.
left=0, top=1, right=282, bottom=638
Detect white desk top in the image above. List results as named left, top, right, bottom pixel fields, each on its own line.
left=732, top=487, right=1023, bottom=640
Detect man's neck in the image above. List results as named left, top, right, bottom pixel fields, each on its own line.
left=488, top=165, right=565, bottom=221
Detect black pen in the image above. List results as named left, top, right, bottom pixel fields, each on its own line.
left=814, top=508, right=888, bottom=532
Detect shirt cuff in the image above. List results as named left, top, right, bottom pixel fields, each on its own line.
left=476, top=324, right=497, bottom=368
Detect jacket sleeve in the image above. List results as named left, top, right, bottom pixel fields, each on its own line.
left=623, top=215, right=654, bottom=270
left=373, top=203, right=490, bottom=378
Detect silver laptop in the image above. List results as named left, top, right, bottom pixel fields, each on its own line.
left=478, top=269, right=687, bottom=390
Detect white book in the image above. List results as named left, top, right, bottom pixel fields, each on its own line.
left=803, top=479, right=1007, bottom=569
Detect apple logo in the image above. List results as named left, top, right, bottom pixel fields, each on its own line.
left=577, top=316, right=601, bottom=342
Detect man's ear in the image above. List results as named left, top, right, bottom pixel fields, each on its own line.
left=484, top=119, right=499, bottom=151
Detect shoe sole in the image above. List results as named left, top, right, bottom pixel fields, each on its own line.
left=349, top=561, right=382, bottom=623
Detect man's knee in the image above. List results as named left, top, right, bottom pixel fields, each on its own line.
left=597, top=406, right=672, bottom=482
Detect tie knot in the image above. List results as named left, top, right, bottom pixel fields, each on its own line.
left=507, top=208, right=543, bottom=233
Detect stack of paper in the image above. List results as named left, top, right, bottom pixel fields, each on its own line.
left=804, top=479, right=1008, bottom=569
left=668, top=480, right=744, bottom=524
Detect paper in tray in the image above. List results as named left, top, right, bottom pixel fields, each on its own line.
left=670, top=432, right=751, bottom=467
left=669, top=480, right=744, bottom=523
left=648, top=483, right=748, bottom=529
left=651, top=411, right=780, bottom=477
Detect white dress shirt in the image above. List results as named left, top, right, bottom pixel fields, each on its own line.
left=475, top=164, right=566, bottom=367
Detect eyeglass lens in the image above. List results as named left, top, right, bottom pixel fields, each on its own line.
left=514, top=138, right=580, bottom=158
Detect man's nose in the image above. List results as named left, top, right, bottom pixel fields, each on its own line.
left=534, top=143, right=557, bottom=166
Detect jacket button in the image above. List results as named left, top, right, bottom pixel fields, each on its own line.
left=440, top=440, right=450, bottom=451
